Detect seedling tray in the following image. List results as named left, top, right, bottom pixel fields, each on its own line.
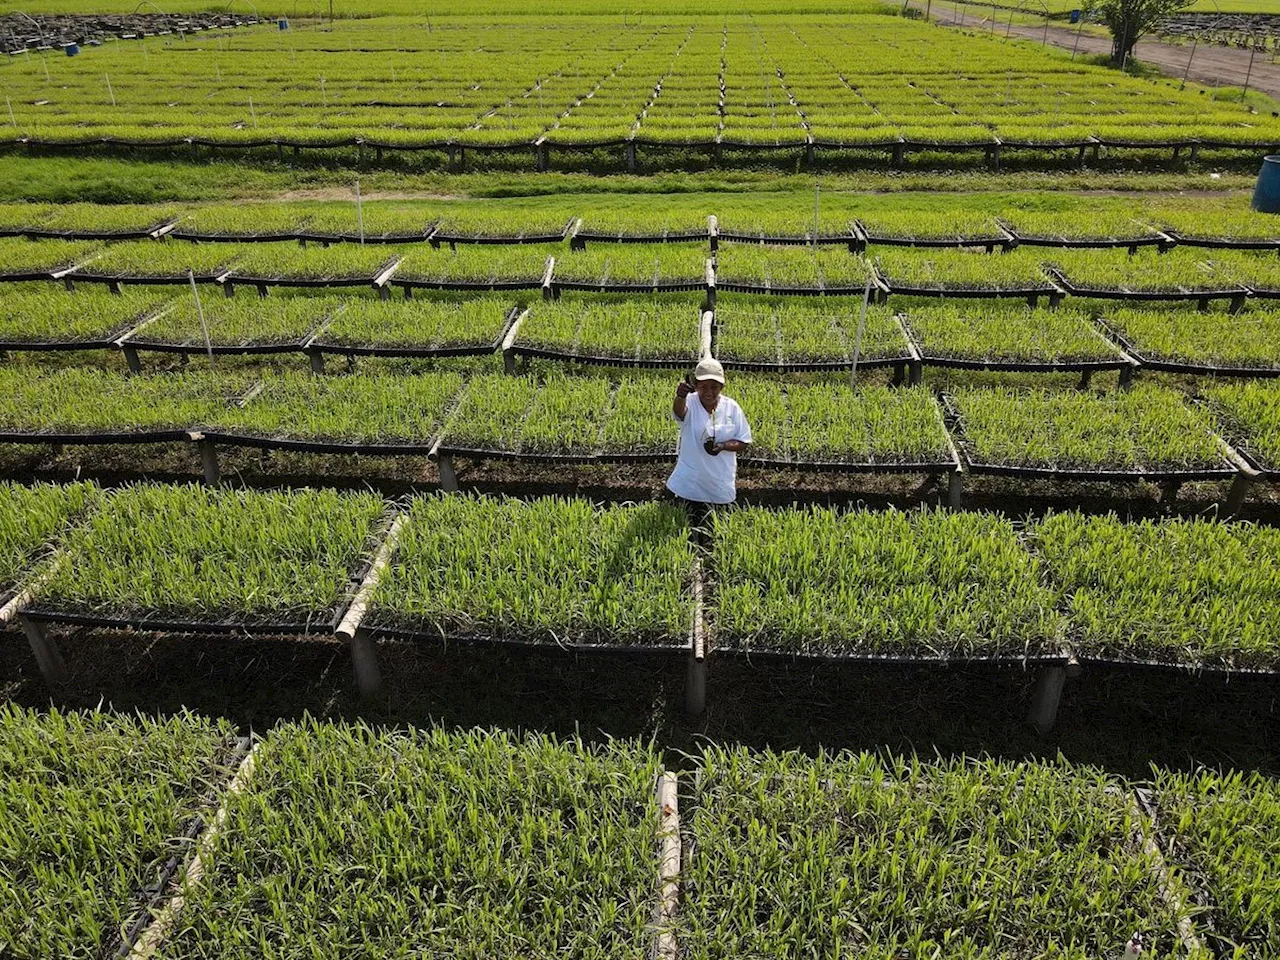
left=507, top=344, right=693, bottom=368
left=206, top=431, right=439, bottom=456
left=899, top=316, right=1132, bottom=374
left=1050, top=267, right=1249, bottom=303
left=297, top=230, right=433, bottom=245
left=1241, top=283, right=1280, bottom=300
left=715, top=281, right=869, bottom=296
left=554, top=279, right=706, bottom=293
left=741, top=453, right=960, bottom=474
left=855, top=220, right=1013, bottom=250
left=878, top=276, right=1061, bottom=300
left=1164, top=231, right=1280, bottom=251
left=0, top=266, right=76, bottom=281
left=71, top=268, right=232, bottom=285
left=810, top=135, right=903, bottom=149
left=949, top=431, right=1237, bottom=483
left=227, top=272, right=384, bottom=288
left=1098, top=321, right=1280, bottom=379
left=394, top=276, right=542, bottom=291
left=431, top=444, right=675, bottom=465
left=717, top=231, right=854, bottom=247
left=308, top=339, right=501, bottom=359
left=0, top=335, right=121, bottom=352
left=432, top=218, right=576, bottom=247
left=125, top=337, right=309, bottom=356
left=899, top=138, right=995, bottom=150
left=574, top=228, right=708, bottom=245
left=920, top=354, right=1134, bottom=373
left=169, top=228, right=306, bottom=243
left=1000, top=221, right=1169, bottom=252
left=1075, top=651, right=1280, bottom=677
left=718, top=354, right=908, bottom=373
left=1095, top=136, right=1195, bottom=149
left=24, top=219, right=177, bottom=241
left=712, top=644, right=1068, bottom=667
left=362, top=621, right=691, bottom=656
left=23, top=604, right=342, bottom=635
left=0, top=427, right=193, bottom=445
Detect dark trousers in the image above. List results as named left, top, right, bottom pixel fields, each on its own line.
left=674, top=496, right=715, bottom=548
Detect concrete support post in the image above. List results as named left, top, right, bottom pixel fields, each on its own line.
left=437, top=453, right=459, bottom=492
left=1027, top=666, right=1066, bottom=736
left=20, top=615, right=66, bottom=686
left=349, top=629, right=383, bottom=697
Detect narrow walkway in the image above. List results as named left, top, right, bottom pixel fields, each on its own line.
left=910, top=0, right=1280, bottom=100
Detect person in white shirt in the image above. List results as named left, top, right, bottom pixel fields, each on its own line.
left=666, top=356, right=752, bottom=533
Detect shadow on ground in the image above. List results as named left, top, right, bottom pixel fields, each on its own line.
left=3, top=626, right=1276, bottom=778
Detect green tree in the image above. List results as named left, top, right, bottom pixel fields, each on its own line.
left=1088, top=0, right=1194, bottom=66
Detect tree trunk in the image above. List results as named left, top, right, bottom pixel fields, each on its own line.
left=1111, top=17, right=1137, bottom=66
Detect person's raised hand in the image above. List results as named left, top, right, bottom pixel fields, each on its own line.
left=676, top=380, right=694, bottom=398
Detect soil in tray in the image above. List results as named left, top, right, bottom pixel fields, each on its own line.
left=15, top=441, right=204, bottom=480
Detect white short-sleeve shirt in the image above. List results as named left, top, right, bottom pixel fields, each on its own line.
left=666, top=393, right=753, bottom=505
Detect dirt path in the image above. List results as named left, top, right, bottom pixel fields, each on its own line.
left=911, top=0, right=1280, bottom=100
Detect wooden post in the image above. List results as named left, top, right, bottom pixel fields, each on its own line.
left=198, top=436, right=220, bottom=485
left=1225, top=472, right=1255, bottom=516
left=1220, top=439, right=1261, bottom=516
left=20, top=614, right=66, bottom=686
left=308, top=351, right=325, bottom=374
left=626, top=140, right=637, bottom=173
left=122, top=345, right=142, bottom=374
left=335, top=514, right=408, bottom=698
left=908, top=359, right=922, bottom=385
left=348, top=630, right=382, bottom=697
left=685, top=560, right=707, bottom=715
left=653, top=772, right=681, bottom=960
left=1027, top=665, right=1065, bottom=735
left=436, top=452, right=459, bottom=492
left=541, top=256, right=556, bottom=302
left=947, top=469, right=964, bottom=508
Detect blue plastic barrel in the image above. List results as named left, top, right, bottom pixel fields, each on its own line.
left=278, top=17, right=289, bottom=29
left=1068, top=9, right=1081, bottom=23
left=1252, top=155, right=1280, bottom=213
left=64, top=43, right=79, bottom=57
